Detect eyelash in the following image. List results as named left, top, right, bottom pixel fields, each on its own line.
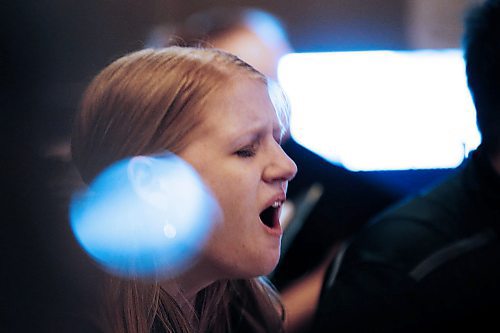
left=236, top=147, right=256, bottom=158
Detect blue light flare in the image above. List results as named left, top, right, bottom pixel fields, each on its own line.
left=70, top=153, right=221, bottom=280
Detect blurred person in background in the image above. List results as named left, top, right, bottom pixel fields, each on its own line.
left=146, top=7, right=398, bottom=332
left=313, top=1, right=500, bottom=331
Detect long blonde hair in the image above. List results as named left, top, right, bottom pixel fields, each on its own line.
left=71, top=47, right=285, bottom=333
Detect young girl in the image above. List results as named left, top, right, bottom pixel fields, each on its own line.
left=71, top=46, right=297, bottom=333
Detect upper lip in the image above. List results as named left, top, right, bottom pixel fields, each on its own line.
left=263, top=192, right=286, bottom=211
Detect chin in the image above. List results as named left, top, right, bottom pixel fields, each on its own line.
left=236, top=255, right=280, bottom=279
left=257, top=253, right=281, bottom=277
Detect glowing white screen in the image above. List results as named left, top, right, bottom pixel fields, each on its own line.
left=278, top=50, right=481, bottom=171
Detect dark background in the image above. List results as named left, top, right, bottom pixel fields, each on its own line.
left=1, top=1, right=471, bottom=331
left=2, top=0, right=409, bottom=145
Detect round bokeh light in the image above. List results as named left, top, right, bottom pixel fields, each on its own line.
left=70, top=153, right=220, bottom=280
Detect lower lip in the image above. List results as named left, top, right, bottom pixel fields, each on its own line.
left=260, top=218, right=283, bottom=237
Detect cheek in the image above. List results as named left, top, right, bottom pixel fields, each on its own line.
left=211, top=179, right=248, bottom=221
left=213, top=179, right=262, bottom=241
left=188, top=157, right=261, bottom=228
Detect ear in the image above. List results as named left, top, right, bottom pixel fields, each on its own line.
left=127, top=156, right=155, bottom=192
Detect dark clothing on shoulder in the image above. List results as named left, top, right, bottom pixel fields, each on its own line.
left=271, top=138, right=398, bottom=289
left=314, top=147, right=500, bottom=332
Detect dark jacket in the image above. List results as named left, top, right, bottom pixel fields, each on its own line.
left=272, top=138, right=398, bottom=289
left=314, top=147, right=500, bottom=332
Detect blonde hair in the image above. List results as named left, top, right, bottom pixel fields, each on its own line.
left=73, top=47, right=266, bottom=183
left=71, top=47, right=286, bottom=333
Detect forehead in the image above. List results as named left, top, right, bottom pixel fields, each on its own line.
left=195, top=76, right=278, bottom=137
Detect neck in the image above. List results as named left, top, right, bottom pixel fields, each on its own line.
left=161, top=258, right=219, bottom=307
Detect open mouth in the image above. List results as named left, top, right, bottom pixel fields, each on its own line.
left=259, top=201, right=282, bottom=229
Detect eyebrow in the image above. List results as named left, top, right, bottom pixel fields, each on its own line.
left=232, top=130, right=263, bottom=148
left=224, top=113, right=282, bottom=148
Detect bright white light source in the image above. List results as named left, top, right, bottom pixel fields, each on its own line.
left=278, top=49, right=481, bottom=171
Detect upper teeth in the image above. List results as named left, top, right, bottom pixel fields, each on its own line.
left=272, top=201, right=281, bottom=208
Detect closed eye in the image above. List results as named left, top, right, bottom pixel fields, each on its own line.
left=234, top=133, right=261, bottom=158
left=236, top=147, right=256, bottom=158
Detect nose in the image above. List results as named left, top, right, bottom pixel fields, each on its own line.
left=263, top=144, right=297, bottom=185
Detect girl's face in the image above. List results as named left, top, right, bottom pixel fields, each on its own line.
left=178, top=75, right=297, bottom=282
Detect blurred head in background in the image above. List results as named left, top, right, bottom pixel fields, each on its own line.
left=147, top=7, right=292, bottom=81
left=464, top=0, right=500, bottom=165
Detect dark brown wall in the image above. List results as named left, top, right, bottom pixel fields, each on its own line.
left=21, top=0, right=407, bottom=76
left=170, top=0, right=407, bottom=51
left=3, top=0, right=407, bottom=143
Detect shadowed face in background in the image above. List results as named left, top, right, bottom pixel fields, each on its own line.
left=210, top=23, right=292, bottom=81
